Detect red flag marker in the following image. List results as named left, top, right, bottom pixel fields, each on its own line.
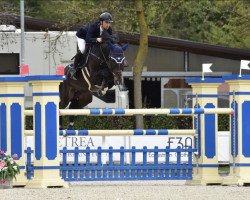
left=56, top=66, right=65, bottom=75
left=19, top=65, right=29, bottom=75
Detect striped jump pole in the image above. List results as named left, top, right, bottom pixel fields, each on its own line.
left=59, top=129, right=197, bottom=136
left=223, top=75, right=250, bottom=186
left=185, top=78, right=224, bottom=185
left=25, top=76, right=68, bottom=188
left=0, top=76, right=27, bottom=187
left=59, top=108, right=233, bottom=116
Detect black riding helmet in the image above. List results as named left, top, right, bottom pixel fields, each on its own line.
left=99, top=12, right=113, bottom=22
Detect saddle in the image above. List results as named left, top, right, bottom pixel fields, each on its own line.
left=68, top=45, right=91, bottom=80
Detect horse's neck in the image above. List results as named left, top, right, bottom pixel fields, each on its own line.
left=86, top=46, right=106, bottom=76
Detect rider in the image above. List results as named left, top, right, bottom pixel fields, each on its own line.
left=69, top=12, right=113, bottom=80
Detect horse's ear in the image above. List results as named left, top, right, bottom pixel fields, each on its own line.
left=121, top=44, right=128, bottom=51
left=108, top=41, right=115, bottom=51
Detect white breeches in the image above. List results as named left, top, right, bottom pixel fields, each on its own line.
left=77, top=37, right=86, bottom=54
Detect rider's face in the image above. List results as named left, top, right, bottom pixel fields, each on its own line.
left=101, top=20, right=111, bottom=30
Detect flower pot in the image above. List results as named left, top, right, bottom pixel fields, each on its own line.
left=0, top=178, right=13, bottom=189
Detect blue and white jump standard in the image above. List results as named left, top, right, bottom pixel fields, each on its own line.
left=25, top=76, right=68, bottom=188
left=223, top=75, right=250, bottom=186
left=185, top=78, right=225, bottom=185
left=0, top=77, right=27, bottom=186
left=3, top=75, right=250, bottom=187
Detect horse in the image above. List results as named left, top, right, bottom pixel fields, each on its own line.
left=59, top=31, right=128, bottom=129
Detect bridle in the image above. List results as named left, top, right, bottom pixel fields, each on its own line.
left=89, top=43, right=125, bottom=73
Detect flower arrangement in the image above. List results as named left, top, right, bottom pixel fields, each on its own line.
left=0, top=150, right=20, bottom=183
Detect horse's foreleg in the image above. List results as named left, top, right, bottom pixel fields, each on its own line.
left=67, top=99, right=80, bottom=130
left=59, top=116, right=63, bottom=130
left=68, top=115, right=75, bottom=129
left=97, top=79, right=108, bottom=96
left=59, top=82, right=74, bottom=130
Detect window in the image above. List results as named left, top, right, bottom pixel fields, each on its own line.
left=0, top=53, right=19, bottom=74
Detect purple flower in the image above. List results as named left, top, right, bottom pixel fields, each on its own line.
left=12, top=154, right=18, bottom=159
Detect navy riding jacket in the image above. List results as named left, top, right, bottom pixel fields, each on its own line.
left=76, top=22, right=113, bottom=44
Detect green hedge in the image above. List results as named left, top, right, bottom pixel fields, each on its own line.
left=25, top=114, right=229, bottom=131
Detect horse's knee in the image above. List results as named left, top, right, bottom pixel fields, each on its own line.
left=86, top=93, right=93, bottom=104
left=59, top=101, right=69, bottom=109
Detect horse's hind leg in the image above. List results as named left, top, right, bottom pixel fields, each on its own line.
left=67, top=99, right=80, bottom=130
left=59, top=82, right=73, bottom=129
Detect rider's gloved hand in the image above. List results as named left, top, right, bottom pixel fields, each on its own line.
left=96, top=38, right=102, bottom=43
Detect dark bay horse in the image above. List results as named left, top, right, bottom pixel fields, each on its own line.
left=59, top=34, right=128, bottom=129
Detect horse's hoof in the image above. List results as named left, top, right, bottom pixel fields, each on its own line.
left=97, top=90, right=106, bottom=96
left=67, top=124, right=74, bottom=130
left=97, top=90, right=102, bottom=96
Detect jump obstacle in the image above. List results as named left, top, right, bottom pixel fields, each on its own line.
left=0, top=75, right=250, bottom=188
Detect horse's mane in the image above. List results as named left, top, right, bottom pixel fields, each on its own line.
left=101, top=30, right=119, bottom=44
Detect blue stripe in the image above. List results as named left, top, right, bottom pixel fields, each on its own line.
left=32, top=166, right=60, bottom=169
left=189, top=94, right=219, bottom=98
left=195, top=108, right=204, bottom=114
left=90, top=109, right=100, bottom=115
left=33, top=92, right=59, bottom=96
left=229, top=163, right=250, bottom=167
left=194, top=164, right=219, bottom=167
left=194, top=104, right=201, bottom=157
left=115, top=109, right=125, bottom=114
left=158, top=130, right=168, bottom=135
left=27, top=75, right=66, bottom=81
left=65, top=130, right=77, bottom=135
left=169, top=109, right=180, bottom=114
left=46, top=102, right=57, bottom=160
left=0, top=77, right=27, bottom=82
left=11, top=103, right=22, bottom=159
left=0, top=94, right=24, bottom=97
left=231, top=101, right=238, bottom=157
left=204, top=103, right=215, bottom=159
left=186, top=78, right=223, bottom=83
left=35, top=103, right=42, bottom=160
left=134, top=130, right=144, bottom=135
left=224, top=75, right=250, bottom=81
left=78, top=130, right=88, bottom=135
left=182, top=109, right=193, bottom=114
left=0, top=104, right=7, bottom=151
left=242, top=101, right=250, bottom=157
left=229, top=92, right=250, bottom=95
left=145, top=130, right=156, bottom=135
left=102, top=109, right=113, bottom=114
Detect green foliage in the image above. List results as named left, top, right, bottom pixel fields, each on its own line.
left=60, top=115, right=193, bottom=130
left=218, top=114, right=230, bottom=131
left=1, top=0, right=249, bottom=48
left=25, top=114, right=229, bottom=130
left=144, top=0, right=250, bottom=48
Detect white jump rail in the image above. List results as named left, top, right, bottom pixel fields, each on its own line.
left=59, top=129, right=197, bottom=136
left=58, top=108, right=234, bottom=116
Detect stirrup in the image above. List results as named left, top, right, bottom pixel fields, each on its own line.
left=69, top=69, right=77, bottom=80
left=71, top=73, right=77, bottom=80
